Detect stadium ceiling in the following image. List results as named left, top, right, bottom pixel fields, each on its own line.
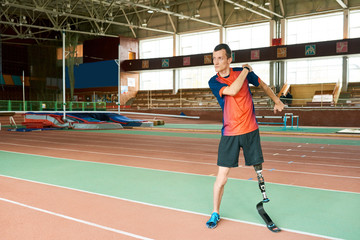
left=0, top=0, right=358, bottom=43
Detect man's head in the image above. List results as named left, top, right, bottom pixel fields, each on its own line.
left=213, top=43, right=232, bottom=75
left=214, top=44, right=232, bottom=58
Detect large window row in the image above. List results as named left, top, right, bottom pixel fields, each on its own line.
left=139, top=10, right=360, bottom=90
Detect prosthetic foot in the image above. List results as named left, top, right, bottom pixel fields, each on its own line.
left=254, top=164, right=281, bottom=232
left=254, top=164, right=269, bottom=203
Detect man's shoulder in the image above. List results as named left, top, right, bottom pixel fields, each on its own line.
left=208, top=74, right=219, bottom=83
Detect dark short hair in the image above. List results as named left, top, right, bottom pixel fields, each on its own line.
left=214, top=43, right=232, bottom=59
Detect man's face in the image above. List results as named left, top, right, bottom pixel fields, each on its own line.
left=213, top=49, right=231, bottom=73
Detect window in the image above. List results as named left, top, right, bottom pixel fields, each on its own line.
left=349, top=56, right=360, bottom=83
left=140, top=70, right=173, bottom=90
left=139, top=36, right=173, bottom=90
left=179, top=30, right=219, bottom=55
left=287, top=13, right=343, bottom=44
left=349, top=10, right=360, bottom=38
left=226, top=23, right=270, bottom=50
left=57, top=44, right=83, bottom=60
left=139, top=36, right=173, bottom=59
left=286, top=57, right=342, bottom=84
left=179, top=66, right=215, bottom=89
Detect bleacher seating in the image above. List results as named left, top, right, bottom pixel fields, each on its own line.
left=337, top=82, right=360, bottom=106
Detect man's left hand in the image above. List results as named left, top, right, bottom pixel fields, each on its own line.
left=274, top=100, right=285, bottom=114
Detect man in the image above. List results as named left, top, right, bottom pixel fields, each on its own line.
left=206, top=43, right=284, bottom=229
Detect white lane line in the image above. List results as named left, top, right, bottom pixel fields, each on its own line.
left=0, top=175, right=339, bottom=240
left=1, top=150, right=360, bottom=194
left=4, top=133, right=359, bottom=158
left=0, top=197, right=153, bottom=240
left=266, top=152, right=360, bottom=162
left=2, top=136, right=217, bottom=158
left=0, top=142, right=216, bottom=166
left=265, top=159, right=360, bottom=169
left=4, top=140, right=359, bottom=171
left=1, top=146, right=359, bottom=179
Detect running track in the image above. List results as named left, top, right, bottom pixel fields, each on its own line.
left=0, top=126, right=359, bottom=240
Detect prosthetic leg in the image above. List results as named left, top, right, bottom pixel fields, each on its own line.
left=254, top=163, right=281, bottom=232
left=254, top=164, right=269, bottom=203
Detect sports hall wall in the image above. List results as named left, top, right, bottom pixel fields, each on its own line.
left=1, top=42, right=60, bottom=101
left=0, top=36, right=139, bottom=106
left=68, top=36, right=139, bottom=107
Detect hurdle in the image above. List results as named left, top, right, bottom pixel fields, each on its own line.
left=256, top=113, right=299, bottom=129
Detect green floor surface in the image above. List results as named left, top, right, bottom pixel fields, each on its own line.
left=156, top=123, right=346, bottom=134
left=1, top=151, right=359, bottom=239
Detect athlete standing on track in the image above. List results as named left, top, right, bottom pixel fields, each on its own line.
left=206, top=43, right=284, bottom=229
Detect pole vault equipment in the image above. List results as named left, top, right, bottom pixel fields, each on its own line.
left=256, top=201, right=281, bottom=232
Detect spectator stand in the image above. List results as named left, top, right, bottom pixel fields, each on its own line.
left=256, top=113, right=299, bottom=129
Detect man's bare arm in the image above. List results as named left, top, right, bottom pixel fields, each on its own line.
left=259, top=80, right=285, bottom=113
left=222, top=65, right=252, bottom=96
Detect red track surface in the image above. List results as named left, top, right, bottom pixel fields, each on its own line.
left=1, top=127, right=359, bottom=239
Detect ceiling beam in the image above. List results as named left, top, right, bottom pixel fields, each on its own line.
left=213, top=0, right=223, bottom=26
left=336, top=0, right=347, bottom=9
left=0, top=20, right=119, bottom=38
left=120, top=0, right=222, bottom=27
left=224, top=0, right=271, bottom=19
left=121, top=8, right=137, bottom=38
left=241, top=0, right=283, bottom=18
left=2, top=1, right=174, bottom=35
left=278, top=0, right=285, bottom=17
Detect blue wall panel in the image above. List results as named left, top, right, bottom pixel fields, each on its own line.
left=66, top=60, right=117, bottom=89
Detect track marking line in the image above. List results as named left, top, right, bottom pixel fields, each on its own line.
left=0, top=197, right=153, bottom=240
left=4, top=133, right=359, bottom=158
left=0, top=142, right=216, bottom=166
left=268, top=152, right=360, bottom=162
left=1, top=150, right=360, bottom=195
left=0, top=175, right=338, bottom=240
left=1, top=147, right=360, bottom=181
left=3, top=137, right=218, bottom=158
left=266, top=158, right=360, bottom=169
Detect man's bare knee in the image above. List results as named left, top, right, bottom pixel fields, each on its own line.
left=215, top=176, right=228, bottom=188
left=215, top=167, right=230, bottom=188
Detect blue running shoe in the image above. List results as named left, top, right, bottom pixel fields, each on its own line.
left=206, top=212, right=220, bottom=229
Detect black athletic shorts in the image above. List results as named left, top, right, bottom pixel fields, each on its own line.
left=217, top=128, right=264, bottom=168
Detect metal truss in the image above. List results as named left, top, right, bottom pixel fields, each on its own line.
left=1, top=0, right=350, bottom=43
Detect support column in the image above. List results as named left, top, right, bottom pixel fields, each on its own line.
left=62, top=31, right=66, bottom=120
left=270, top=20, right=276, bottom=46
left=0, top=34, right=2, bottom=78
left=269, top=61, right=275, bottom=87
left=343, top=9, right=349, bottom=39
left=219, top=26, right=225, bottom=44
left=343, top=10, right=349, bottom=92
left=279, top=61, right=285, bottom=92
left=280, top=18, right=286, bottom=44
left=342, top=56, right=349, bottom=92
left=173, top=34, right=179, bottom=94
left=118, top=44, right=121, bottom=113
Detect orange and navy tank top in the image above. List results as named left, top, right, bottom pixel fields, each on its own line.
left=208, top=67, right=261, bottom=136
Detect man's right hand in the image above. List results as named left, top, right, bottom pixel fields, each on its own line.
left=242, top=64, right=253, bottom=72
